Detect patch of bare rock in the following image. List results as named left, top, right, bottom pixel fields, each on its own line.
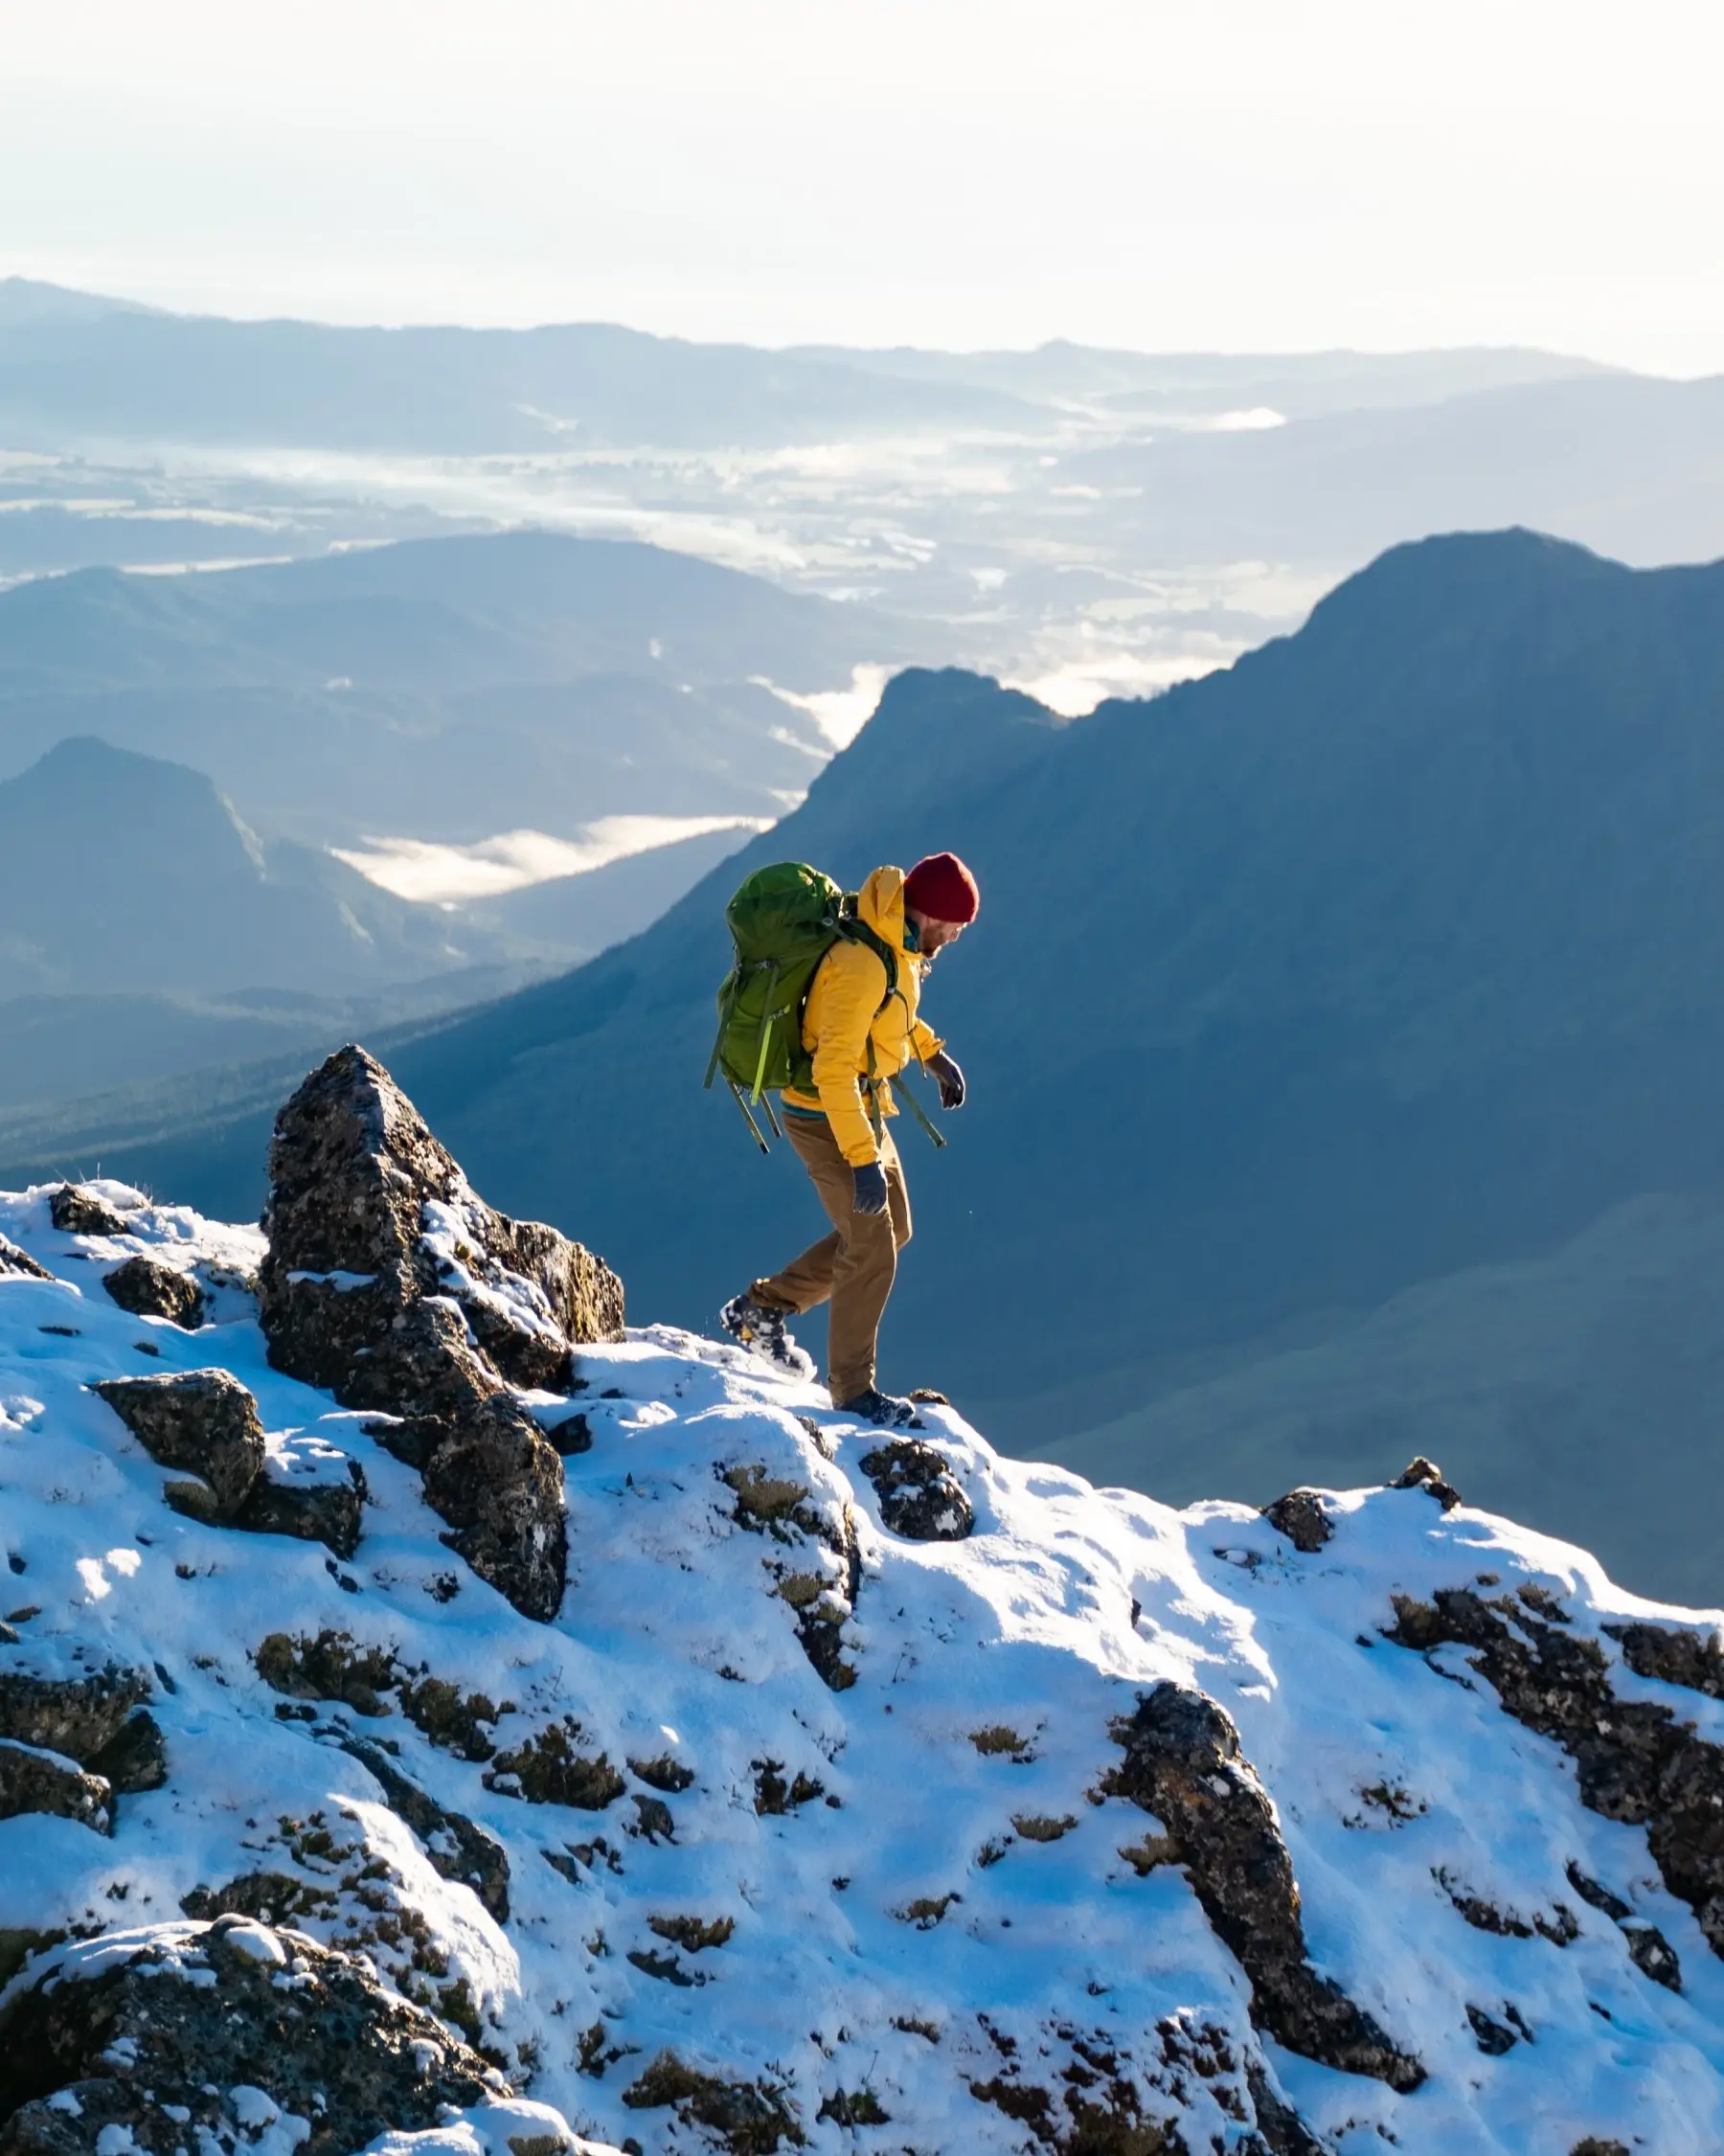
left=1388, top=1585, right=1724, bottom=1961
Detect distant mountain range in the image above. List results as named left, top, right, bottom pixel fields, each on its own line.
left=26, top=527, right=1724, bottom=1600
left=0, top=277, right=1613, bottom=452
left=0, top=531, right=900, bottom=850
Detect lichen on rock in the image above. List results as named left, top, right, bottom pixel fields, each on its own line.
left=0, top=1918, right=515, bottom=2156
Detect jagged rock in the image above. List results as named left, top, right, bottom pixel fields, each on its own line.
left=0, top=1239, right=52, bottom=1282
left=233, top=1463, right=366, bottom=1558
left=85, top=1711, right=167, bottom=1795
left=48, top=1186, right=128, bottom=1237
left=1604, top=1620, right=1724, bottom=1698
left=339, top=1734, right=511, bottom=1922
left=255, top=1047, right=623, bottom=1620
left=0, top=1741, right=111, bottom=1834
left=1389, top=1456, right=1461, bottom=1509
left=1105, top=1684, right=1424, bottom=2091
left=91, top=1370, right=264, bottom=1516
left=258, top=1045, right=623, bottom=1396
left=1260, top=1488, right=1333, bottom=1553
left=1623, top=1923, right=1682, bottom=1990
left=0, top=1918, right=511, bottom=2156
left=100, top=1258, right=205, bottom=1330
left=856, top=1439, right=973, bottom=1540
left=0, top=1666, right=151, bottom=1762
left=1389, top=1586, right=1724, bottom=1956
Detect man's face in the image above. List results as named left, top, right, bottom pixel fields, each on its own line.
left=912, top=914, right=967, bottom=960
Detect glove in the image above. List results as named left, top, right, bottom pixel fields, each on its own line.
left=851, top=1161, right=890, bottom=1216
left=927, top=1050, right=965, bottom=1110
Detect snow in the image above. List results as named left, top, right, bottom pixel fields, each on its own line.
left=4, top=1179, right=1724, bottom=2152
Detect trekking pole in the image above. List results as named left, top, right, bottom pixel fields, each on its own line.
left=726, top=1078, right=771, bottom=1152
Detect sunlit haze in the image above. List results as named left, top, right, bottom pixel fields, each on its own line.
left=5, top=0, right=1721, bottom=371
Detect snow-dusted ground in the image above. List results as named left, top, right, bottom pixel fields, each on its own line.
left=5, top=1182, right=1724, bottom=2154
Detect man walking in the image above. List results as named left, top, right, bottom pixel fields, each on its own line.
left=721, top=851, right=978, bottom=1425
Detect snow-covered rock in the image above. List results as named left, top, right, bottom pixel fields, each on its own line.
left=3, top=1092, right=1724, bottom=2152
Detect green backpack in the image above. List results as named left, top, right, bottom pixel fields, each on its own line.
left=703, top=861, right=941, bottom=1152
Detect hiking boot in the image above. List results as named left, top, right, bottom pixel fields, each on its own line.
left=720, top=1292, right=815, bottom=1380
left=836, top=1385, right=923, bottom=1430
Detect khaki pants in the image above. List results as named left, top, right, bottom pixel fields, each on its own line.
left=752, top=1113, right=912, bottom=1405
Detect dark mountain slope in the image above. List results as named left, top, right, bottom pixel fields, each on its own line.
left=19, top=530, right=1724, bottom=1594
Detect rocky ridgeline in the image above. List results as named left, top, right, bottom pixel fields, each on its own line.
left=1, top=1050, right=1721, bottom=2153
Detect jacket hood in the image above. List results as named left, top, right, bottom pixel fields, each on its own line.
left=855, top=865, right=908, bottom=945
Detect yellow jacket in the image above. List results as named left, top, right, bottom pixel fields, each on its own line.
left=782, top=865, right=944, bottom=1166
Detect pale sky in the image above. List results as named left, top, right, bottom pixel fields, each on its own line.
left=4, top=0, right=1722, bottom=373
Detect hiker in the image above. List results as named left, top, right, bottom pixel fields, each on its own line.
left=720, top=851, right=978, bottom=1425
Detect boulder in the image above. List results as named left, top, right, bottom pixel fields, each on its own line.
left=233, top=1466, right=366, bottom=1559
left=255, top=1047, right=623, bottom=1620
left=100, top=1259, right=205, bottom=1330
left=1106, top=1684, right=1424, bottom=2091
left=0, top=1666, right=151, bottom=1762
left=1260, top=1488, right=1333, bottom=1553
left=856, top=1438, right=973, bottom=1541
left=0, top=1239, right=52, bottom=1282
left=48, top=1186, right=129, bottom=1237
left=91, top=1371, right=264, bottom=1516
left=0, top=1740, right=111, bottom=1834
left=0, top=1918, right=514, bottom=2156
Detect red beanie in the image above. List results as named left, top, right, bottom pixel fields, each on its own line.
left=902, top=851, right=980, bottom=925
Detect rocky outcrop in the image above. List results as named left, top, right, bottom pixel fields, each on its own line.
left=92, top=1371, right=264, bottom=1516
left=856, top=1438, right=974, bottom=1541
left=0, top=1666, right=152, bottom=1762
left=1105, top=1684, right=1424, bottom=2092
left=255, top=1048, right=624, bottom=1621
left=0, top=1918, right=512, bottom=2156
left=48, top=1186, right=129, bottom=1237
left=1260, top=1488, right=1332, bottom=1553
left=1389, top=1586, right=1724, bottom=1957
left=0, top=1238, right=52, bottom=1282
left=1389, top=1456, right=1462, bottom=1509
left=100, top=1258, right=205, bottom=1329
left=0, top=1741, right=111, bottom=1835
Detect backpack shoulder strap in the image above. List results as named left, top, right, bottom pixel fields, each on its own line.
left=833, top=906, right=899, bottom=1009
